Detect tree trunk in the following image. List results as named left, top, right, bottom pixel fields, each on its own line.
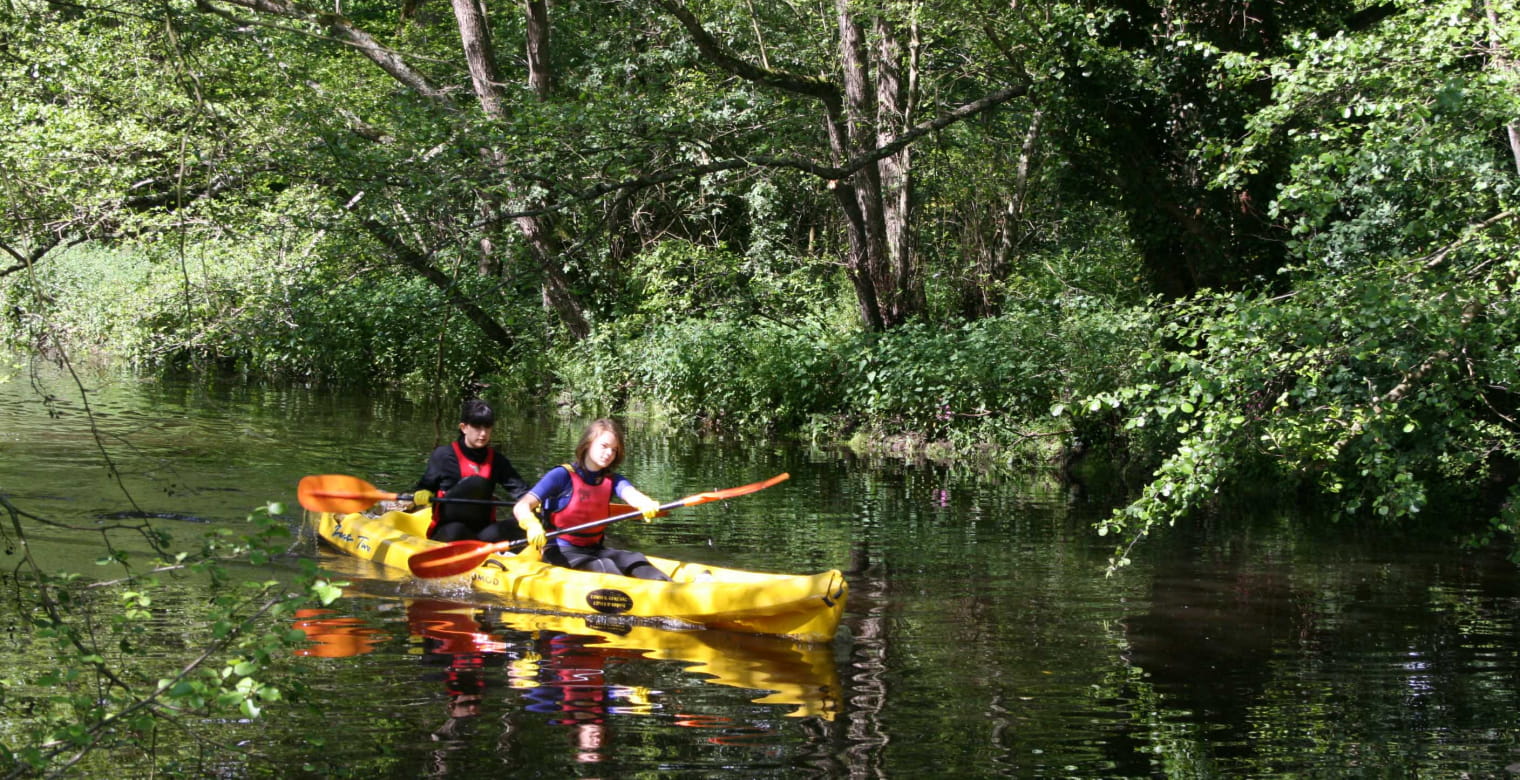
left=829, top=181, right=887, bottom=332
left=517, top=0, right=589, bottom=338
left=450, top=0, right=591, bottom=339
left=1486, top=2, right=1520, bottom=176
left=451, top=0, right=504, bottom=119
left=652, top=0, right=1024, bottom=329
left=962, top=109, right=1042, bottom=319
left=358, top=214, right=518, bottom=350
left=873, top=14, right=921, bottom=325
left=835, top=0, right=899, bottom=329
left=525, top=0, right=553, bottom=95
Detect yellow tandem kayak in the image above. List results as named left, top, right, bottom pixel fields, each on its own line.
left=314, top=507, right=848, bottom=644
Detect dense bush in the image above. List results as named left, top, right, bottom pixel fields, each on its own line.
left=1063, top=247, right=1520, bottom=570
left=551, top=317, right=848, bottom=429
left=547, top=290, right=1150, bottom=466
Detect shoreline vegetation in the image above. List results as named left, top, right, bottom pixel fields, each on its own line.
left=4, top=0, right=1518, bottom=572
left=0, top=247, right=1087, bottom=472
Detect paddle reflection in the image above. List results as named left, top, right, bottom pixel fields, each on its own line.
left=290, top=608, right=387, bottom=658
left=408, top=599, right=510, bottom=743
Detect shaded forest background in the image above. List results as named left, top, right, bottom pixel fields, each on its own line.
left=3, top=0, right=1519, bottom=562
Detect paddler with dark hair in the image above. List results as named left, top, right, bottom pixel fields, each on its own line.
left=415, top=398, right=530, bottom=542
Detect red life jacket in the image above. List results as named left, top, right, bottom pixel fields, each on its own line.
left=452, top=441, right=495, bottom=480
left=427, top=442, right=497, bottom=534
left=547, top=464, right=612, bottom=547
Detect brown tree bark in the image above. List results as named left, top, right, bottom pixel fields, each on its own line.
left=525, top=0, right=554, bottom=96
left=451, top=0, right=505, bottom=119
left=449, top=0, right=591, bottom=339
left=834, top=2, right=896, bottom=329
left=872, top=14, right=921, bottom=324
left=655, top=0, right=1015, bottom=330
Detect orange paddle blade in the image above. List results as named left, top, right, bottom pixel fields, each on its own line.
left=676, top=472, right=790, bottom=506
left=408, top=539, right=509, bottom=579
left=298, top=474, right=401, bottom=513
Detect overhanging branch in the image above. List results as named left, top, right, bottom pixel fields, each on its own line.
left=198, top=0, right=456, bottom=105
left=490, top=83, right=1028, bottom=222
left=652, top=0, right=839, bottom=103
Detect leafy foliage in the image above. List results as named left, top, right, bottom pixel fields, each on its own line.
left=2, top=0, right=1519, bottom=577
left=1067, top=0, right=1520, bottom=569
left=1, top=236, right=544, bottom=387
left=1212, top=0, right=1520, bottom=269
left=0, top=497, right=342, bottom=775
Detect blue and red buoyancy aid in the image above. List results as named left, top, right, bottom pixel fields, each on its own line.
left=546, top=465, right=612, bottom=547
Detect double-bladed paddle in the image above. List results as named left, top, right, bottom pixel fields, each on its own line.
left=297, top=474, right=513, bottom=514
left=405, top=472, right=791, bottom=579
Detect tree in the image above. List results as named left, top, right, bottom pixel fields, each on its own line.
left=653, top=0, right=1027, bottom=330
left=1073, top=0, right=1520, bottom=569
left=1032, top=0, right=1367, bottom=297
left=448, top=0, right=591, bottom=337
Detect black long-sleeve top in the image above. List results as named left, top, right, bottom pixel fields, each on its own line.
left=414, top=437, right=529, bottom=502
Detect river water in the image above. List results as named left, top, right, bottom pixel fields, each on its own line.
left=3, top=358, right=1520, bottom=777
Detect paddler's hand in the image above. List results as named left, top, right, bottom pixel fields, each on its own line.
left=512, top=495, right=547, bottom=551
left=520, top=516, right=547, bottom=551
left=635, top=498, right=661, bottom=522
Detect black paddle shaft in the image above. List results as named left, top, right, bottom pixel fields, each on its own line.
left=401, top=493, right=514, bottom=507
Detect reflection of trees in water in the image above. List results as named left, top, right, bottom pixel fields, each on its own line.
left=1117, top=542, right=1520, bottom=774
left=1123, top=563, right=1303, bottom=738
left=1099, top=557, right=1312, bottom=775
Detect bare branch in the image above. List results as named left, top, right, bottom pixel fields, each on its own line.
left=493, top=84, right=1027, bottom=221
left=652, top=0, right=840, bottom=103
left=198, top=0, right=456, bottom=105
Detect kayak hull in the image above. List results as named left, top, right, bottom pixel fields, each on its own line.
left=314, top=508, right=847, bottom=644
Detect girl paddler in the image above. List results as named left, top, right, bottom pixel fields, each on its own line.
left=511, top=418, right=670, bottom=581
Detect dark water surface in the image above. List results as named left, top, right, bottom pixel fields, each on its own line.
left=3, top=359, right=1520, bottom=777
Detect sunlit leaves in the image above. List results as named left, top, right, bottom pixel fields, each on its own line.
left=1212, top=0, right=1520, bottom=271
left=1038, top=0, right=1520, bottom=571
left=1066, top=224, right=1520, bottom=572
left=310, top=579, right=345, bottom=606
left=0, top=496, right=325, bottom=774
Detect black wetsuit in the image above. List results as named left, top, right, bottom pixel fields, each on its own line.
left=415, top=437, right=529, bottom=542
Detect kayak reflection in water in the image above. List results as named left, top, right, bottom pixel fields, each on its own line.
left=407, top=600, right=511, bottom=744
left=414, top=398, right=530, bottom=543
left=511, top=418, right=671, bottom=581
left=510, top=630, right=656, bottom=765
